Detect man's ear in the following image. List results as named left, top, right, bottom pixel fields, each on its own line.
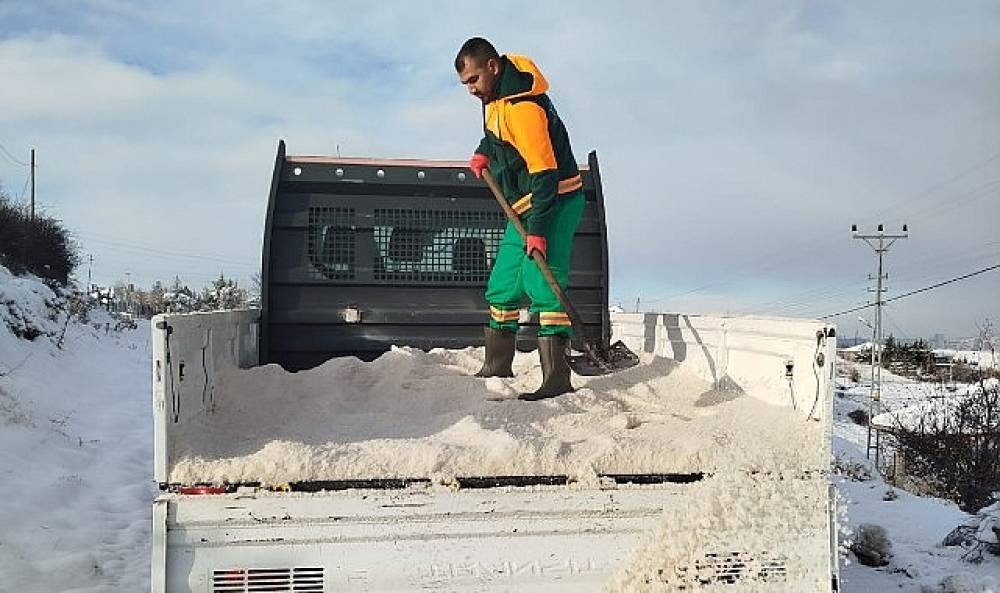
left=487, top=57, right=500, bottom=76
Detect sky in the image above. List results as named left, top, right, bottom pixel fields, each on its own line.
left=0, top=0, right=997, bottom=340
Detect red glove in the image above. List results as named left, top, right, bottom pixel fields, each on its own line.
left=469, top=153, right=489, bottom=179
left=525, top=235, right=547, bottom=260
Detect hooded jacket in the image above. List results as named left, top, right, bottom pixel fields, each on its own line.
left=475, top=54, right=582, bottom=236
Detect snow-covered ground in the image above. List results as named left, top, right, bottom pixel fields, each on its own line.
left=1, top=265, right=997, bottom=592
left=833, top=359, right=999, bottom=592
left=0, top=268, right=153, bottom=593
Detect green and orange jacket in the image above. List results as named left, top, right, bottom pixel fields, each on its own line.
left=474, top=54, right=582, bottom=236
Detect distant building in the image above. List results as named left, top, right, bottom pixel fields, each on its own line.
left=930, top=349, right=999, bottom=370
left=930, top=333, right=946, bottom=349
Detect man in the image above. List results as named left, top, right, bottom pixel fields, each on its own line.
left=455, top=37, right=585, bottom=400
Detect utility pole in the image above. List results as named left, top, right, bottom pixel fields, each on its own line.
left=852, top=223, right=908, bottom=470
left=30, top=149, right=35, bottom=221
left=86, top=254, right=94, bottom=292
left=125, top=271, right=133, bottom=315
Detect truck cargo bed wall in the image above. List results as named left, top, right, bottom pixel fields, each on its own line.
left=261, top=140, right=611, bottom=371
left=611, top=312, right=837, bottom=466
left=151, top=310, right=260, bottom=485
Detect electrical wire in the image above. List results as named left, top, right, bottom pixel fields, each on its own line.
left=641, top=152, right=1000, bottom=307
left=768, top=247, right=1000, bottom=318
left=78, top=234, right=258, bottom=268
left=17, top=170, right=31, bottom=201
left=0, top=142, right=29, bottom=167
left=820, top=263, right=1000, bottom=319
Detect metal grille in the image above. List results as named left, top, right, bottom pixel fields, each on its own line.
left=308, top=207, right=354, bottom=279
left=373, top=209, right=505, bottom=283
left=673, top=552, right=787, bottom=589
left=212, top=567, right=324, bottom=592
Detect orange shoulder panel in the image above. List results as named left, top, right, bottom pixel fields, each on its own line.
left=505, top=100, right=557, bottom=174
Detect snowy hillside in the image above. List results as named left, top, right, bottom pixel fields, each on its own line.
left=0, top=266, right=153, bottom=593
left=834, top=360, right=999, bottom=592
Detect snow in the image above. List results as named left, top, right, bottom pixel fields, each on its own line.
left=606, top=470, right=832, bottom=592
left=833, top=359, right=1000, bottom=592
left=0, top=268, right=153, bottom=593
left=954, top=350, right=999, bottom=370
left=0, top=266, right=64, bottom=339
left=1, top=264, right=997, bottom=592
left=167, top=348, right=823, bottom=486
left=868, top=382, right=997, bottom=433
left=841, top=341, right=882, bottom=354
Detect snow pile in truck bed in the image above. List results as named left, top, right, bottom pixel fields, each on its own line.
left=169, top=346, right=824, bottom=485
left=605, top=470, right=831, bottom=593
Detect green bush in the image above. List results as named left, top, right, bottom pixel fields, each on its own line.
left=0, top=189, right=78, bottom=285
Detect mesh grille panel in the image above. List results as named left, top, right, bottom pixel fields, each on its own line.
left=212, top=567, right=324, bottom=592
left=308, top=207, right=354, bottom=279
left=673, top=552, right=787, bottom=589
left=373, top=208, right=505, bottom=283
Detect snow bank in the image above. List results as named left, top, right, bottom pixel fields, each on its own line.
left=168, top=347, right=824, bottom=485
left=0, top=265, right=154, bottom=593
left=0, top=265, right=64, bottom=340
left=833, top=364, right=1000, bottom=592
left=871, top=378, right=999, bottom=432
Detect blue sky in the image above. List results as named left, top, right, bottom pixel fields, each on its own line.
left=0, top=0, right=997, bottom=339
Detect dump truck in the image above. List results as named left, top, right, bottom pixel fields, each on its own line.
left=150, top=141, right=840, bottom=592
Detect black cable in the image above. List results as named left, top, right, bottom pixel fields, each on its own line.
left=165, top=328, right=181, bottom=423
left=17, top=170, right=30, bottom=201
left=643, top=152, right=1000, bottom=306
left=820, top=263, right=1000, bottom=319
left=769, top=247, right=1000, bottom=318
left=79, top=233, right=257, bottom=267
left=201, top=345, right=211, bottom=408
left=807, top=332, right=823, bottom=421
left=0, top=142, right=29, bottom=167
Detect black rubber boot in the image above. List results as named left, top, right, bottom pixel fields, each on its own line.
left=520, top=335, right=575, bottom=400
left=475, top=327, right=516, bottom=378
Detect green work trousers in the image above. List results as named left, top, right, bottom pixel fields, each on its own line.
left=486, top=190, right=585, bottom=337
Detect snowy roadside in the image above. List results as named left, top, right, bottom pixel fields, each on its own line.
left=833, top=359, right=999, bottom=592
left=0, top=269, right=154, bottom=593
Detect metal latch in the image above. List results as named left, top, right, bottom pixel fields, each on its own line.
left=343, top=306, right=362, bottom=324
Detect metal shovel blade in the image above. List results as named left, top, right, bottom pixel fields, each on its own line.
left=568, top=340, right=641, bottom=377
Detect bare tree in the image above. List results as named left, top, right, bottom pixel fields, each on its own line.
left=892, top=378, right=1000, bottom=512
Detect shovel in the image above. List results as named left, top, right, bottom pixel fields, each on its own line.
left=481, top=170, right=639, bottom=376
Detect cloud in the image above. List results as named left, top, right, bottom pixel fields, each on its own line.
left=0, top=1, right=996, bottom=338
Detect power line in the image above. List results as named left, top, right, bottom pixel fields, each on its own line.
left=0, top=141, right=29, bottom=167
left=820, top=263, right=1000, bottom=319
left=77, top=233, right=258, bottom=268
left=643, top=152, right=1000, bottom=306
left=17, top=169, right=31, bottom=201
left=873, top=151, right=1000, bottom=218
left=750, top=244, right=1000, bottom=317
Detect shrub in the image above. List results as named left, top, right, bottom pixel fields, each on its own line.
left=850, top=523, right=892, bottom=566
left=892, top=379, right=1000, bottom=512
left=0, top=189, right=79, bottom=285
left=848, top=408, right=870, bottom=426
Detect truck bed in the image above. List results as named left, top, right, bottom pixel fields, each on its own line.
left=166, top=346, right=822, bottom=486
left=151, top=311, right=839, bottom=592
left=154, top=474, right=833, bottom=593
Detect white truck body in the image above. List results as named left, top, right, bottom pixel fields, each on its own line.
left=151, top=310, right=839, bottom=593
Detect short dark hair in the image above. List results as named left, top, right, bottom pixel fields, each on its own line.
left=455, top=37, right=499, bottom=72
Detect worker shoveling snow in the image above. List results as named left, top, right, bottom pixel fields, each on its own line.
left=169, top=346, right=824, bottom=486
